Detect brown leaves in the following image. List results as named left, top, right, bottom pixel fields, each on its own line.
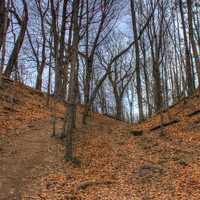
left=2, top=79, right=200, bottom=199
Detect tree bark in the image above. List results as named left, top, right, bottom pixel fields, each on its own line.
left=64, top=0, right=80, bottom=161
left=116, top=96, right=123, bottom=121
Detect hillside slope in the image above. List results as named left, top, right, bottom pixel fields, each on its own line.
left=0, top=78, right=200, bottom=200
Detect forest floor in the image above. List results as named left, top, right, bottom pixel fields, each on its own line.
left=1, top=77, right=200, bottom=200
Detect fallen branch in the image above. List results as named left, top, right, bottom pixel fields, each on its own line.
left=150, top=119, right=180, bottom=132
left=188, top=110, right=200, bottom=117
left=75, top=180, right=114, bottom=193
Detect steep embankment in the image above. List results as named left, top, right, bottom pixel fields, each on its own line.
left=0, top=78, right=200, bottom=200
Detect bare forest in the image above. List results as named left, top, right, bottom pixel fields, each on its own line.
left=0, top=0, right=200, bottom=199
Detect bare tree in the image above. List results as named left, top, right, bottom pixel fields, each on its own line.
left=130, top=0, right=144, bottom=121
left=179, top=0, right=195, bottom=95
left=64, top=0, right=80, bottom=162
left=4, top=0, right=28, bottom=77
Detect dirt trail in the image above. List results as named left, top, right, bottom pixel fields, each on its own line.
left=0, top=116, right=122, bottom=200
left=0, top=120, right=62, bottom=200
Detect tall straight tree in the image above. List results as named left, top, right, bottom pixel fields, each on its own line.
left=147, top=1, right=163, bottom=113
left=59, top=0, right=68, bottom=96
left=179, top=0, right=195, bottom=95
left=130, top=0, right=144, bottom=121
left=50, top=0, right=61, bottom=97
left=64, top=0, right=80, bottom=161
left=0, top=0, right=6, bottom=51
left=187, top=0, right=200, bottom=86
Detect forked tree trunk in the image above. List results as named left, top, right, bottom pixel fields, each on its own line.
left=34, top=0, right=48, bottom=91
left=4, top=0, right=28, bottom=77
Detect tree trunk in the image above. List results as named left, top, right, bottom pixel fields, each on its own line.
left=130, top=0, right=144, bottom=121
left=83, top=59, right=92, bottom=124
left=115, top=96, right=123, bottom=121
left=64, top=0, right=80, bottom=161
left=59, top=0, right=68, bottom=97
left=50, top=0, right=62, bottom=98
left=0, top=0, right=8, bottom=87
left=187, top=0, right=200, bottom=86
left=4, top=0, right=28, bottom=77
left=36, top=61, right=45, bottom=90
left=153, top=61, right=163, bottom=112
left=0, top=0, right=6, bottom=50
left=34, top=0, right=47, bottom=91
left=179, top=0, right=194, bottom=95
